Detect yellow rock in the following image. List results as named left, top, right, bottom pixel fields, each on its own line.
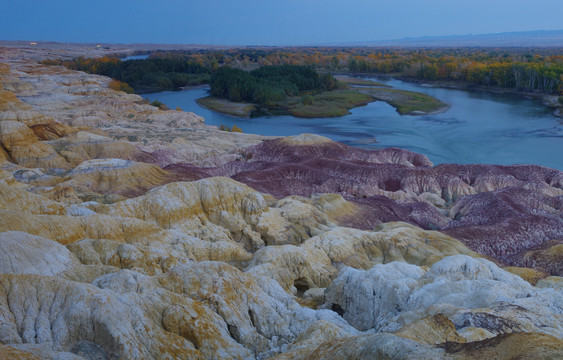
left=97, top=177, right=269, bottom=248
left=51, top=131, right=148, bottom=165
left=0, top=89, right=32, bottom=111
left=0, top=121, right=68, bottom=168
left=0, top=143, right=9, bottom=162
left=536, top=276, right=563, bottom=290
left=0, top=183, right=66, bottom=215
left=280, top=133, right=333, bottom=146
left=520, top=243, right=563, bottom=276
left=503, top=266, right=549, bottom=285
left=0, top=211, right=161, bottom=245
left=394, top=313, right=465, bottom=345
left=268, top=333, right=447, bottom=360
left=440, top=332, right=563, bottom=360
left=0, top=344, right=41, bottom=360
left=62, top=158, right=171, bottom=197
left=248, top=222, right=479, bottom=292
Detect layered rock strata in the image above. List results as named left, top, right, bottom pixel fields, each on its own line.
left=0, top=46, right=562, bottom=359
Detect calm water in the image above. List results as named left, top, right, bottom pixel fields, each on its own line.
left=120, top=54, right=150, bottom=61
left=143, top=78, right=563, bottom=170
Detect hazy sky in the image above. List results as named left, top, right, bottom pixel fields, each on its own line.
left=2, top=0, right=563, bottom=45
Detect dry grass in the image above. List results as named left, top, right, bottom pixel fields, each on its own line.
left=197, top=96, right=256, bottom=117
left=360, top=87, right=448, bottom=115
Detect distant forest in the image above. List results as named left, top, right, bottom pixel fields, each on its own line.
left=209, top=66, right=338, bottom=106
left=46, top=46, right=563, bottom=95
left=43, top=57, right=211, bottom=92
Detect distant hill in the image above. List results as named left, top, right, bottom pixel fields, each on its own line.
left=348, top=30, right=563, bottom=47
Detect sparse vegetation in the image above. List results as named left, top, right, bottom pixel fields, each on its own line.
left=197, top=96, right=256, bottom=117
left=360, top=87, right=448, bottom=115
left=302, top=94, right=314, bottom=105
left=287, top=90, right=373, bottom=117
left=334, top=75, right=387, bottom=87
left=108, top=79, right=134, bottom=94
left=150, top=99, right=169, bottom=110
left=218, top=124, right=243, bottom=132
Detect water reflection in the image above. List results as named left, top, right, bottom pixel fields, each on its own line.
left=142, top=77, right=562, bottom=170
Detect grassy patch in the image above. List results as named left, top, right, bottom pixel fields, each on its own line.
left=359, top=87, right=448, bottom=115
left=196, top=87, right=443, bottom=118
left=334, top=75, right=388, bottom=87
left=285, top=90, right=373, bottom=118
left=196, top=96, right=256, bottom=117
left=197, top=90, right=373, bottom=118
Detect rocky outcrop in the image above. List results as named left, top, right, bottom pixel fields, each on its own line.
left=1, top=48, right=562, bottom=360
left=0, top=232, right=80, bottom=276
left=444, top=187, right=563, bottom=274
left=48, top=131, right=155, bottom=166
left=440, top=332, right=563, bottom=360
left=181, top=136, right=563, bottom=274
left=0, top=121, right=69, bottom=169
left=61, top=158, right=173, bottom=198
left=324, top=255, right=562, bottom=338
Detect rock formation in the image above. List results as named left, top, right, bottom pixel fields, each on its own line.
left=0, top=45, right=561, bottom=359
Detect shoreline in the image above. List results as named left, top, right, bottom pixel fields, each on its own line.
left=334, top=71, right=563, bottom=117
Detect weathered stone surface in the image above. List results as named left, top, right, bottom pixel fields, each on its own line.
left=0, top=344, right=42, bottom=360
left=1, top=48, right=562, bottom=360
left=195, top=137, right=563, bottom=273
left=0, top=121, right=68, bottom=169
left=440, top=332, right=563, bottom=360
left=248, top=223, right=480, bottom=293
left=0, top=274, right=206, bottom=359
left=48, top=131, right=154, bottom=167
left=269, top=332, right=451, bottom=360
left=0, top=182, right=65, bottom=215
left=0, top=232, right=80, bottom=276
left=324, top=255, right=563, bottom=340
left=61, top=158, right=172, bottom=198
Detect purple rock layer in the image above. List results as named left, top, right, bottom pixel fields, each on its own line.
left=166, top=138, right=563, bottom=275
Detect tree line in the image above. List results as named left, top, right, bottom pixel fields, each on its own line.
left=151, top=47, right=563, bottom=95
left=43, top=57, right=211, bottom=92
left=209, top=65, right=339, bottom=106
left=45, top=47, right=563, bottom=95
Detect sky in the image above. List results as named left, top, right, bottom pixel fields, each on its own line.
left=2, top=0, right=563, bottom=45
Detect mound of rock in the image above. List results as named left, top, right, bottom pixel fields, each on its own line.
left=186, top=136, right=563, bottom=274
left=325, top=255, right=562, bottom=340
left=61, top=158, right=172, bottom=198
left=1, top=52, right=562, bottom=360
left=0, top=120, right=69, bottom=168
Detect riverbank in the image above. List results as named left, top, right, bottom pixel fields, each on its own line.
left=194, top=80, right=447, bottom=118
left=279, top=90, right=374, bottom=118
left=334, top=75, right=389, bottom=87
left=195, top=89, right=374, bottom=118
left=336, top=71, right=562, bottom=118
left=357, top=87, right=449, bottom=115
left=196, top=96, right=256, bottom=117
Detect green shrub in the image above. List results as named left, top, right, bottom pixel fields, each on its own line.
left=108, top=79, right=134, bottom=94
left=558, top=96, right=563, bottom=105
left=150, top=100, right=169, bottom=110
left=218, top=124, right=243, bottom=132
left=302, top=94, right=314, bottom=105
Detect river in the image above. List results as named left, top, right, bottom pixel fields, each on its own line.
left=142, top=77, right=563, bottom=170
